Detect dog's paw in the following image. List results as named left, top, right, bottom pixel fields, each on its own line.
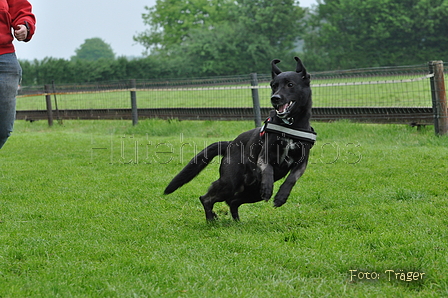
left=205, top=211, right=219, bottom=221
left=260, top=183, right=273, bottom=201
left=273, top=196, right=287, bottom=207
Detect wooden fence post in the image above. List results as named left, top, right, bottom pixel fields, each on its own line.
left=44, top=84, right=53, bottom=126
left=428, top=61, right=448, bottom=135
left=52, top=80, right=62, bottom=124
left=250, top=73, right=262, bottom=127
left=130, top=79, right=138, bottom=126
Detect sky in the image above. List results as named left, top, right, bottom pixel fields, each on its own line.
left=13, top=0, right=318, bottom=61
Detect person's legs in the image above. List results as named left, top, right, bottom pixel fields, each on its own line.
left=0, top=53, right=21, bottom=149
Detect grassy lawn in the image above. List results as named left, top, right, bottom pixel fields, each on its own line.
left=0, top=119, right=447, bottom=297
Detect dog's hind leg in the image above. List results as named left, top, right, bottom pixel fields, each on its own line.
left=199, top=195, right=218, bottom=221
left=199, top=179, right=230, bottom=221
left=227, top=186, right=263, bottom=221
left=228, top=200, right=242, bottom=221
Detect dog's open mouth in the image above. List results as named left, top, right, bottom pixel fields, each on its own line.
left=274, top=101, right=295, bottom=117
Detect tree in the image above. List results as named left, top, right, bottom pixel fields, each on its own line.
left=134, top=0, right=305, bottom=75
left=302, top=0, right=448, bottom=70
left=72, top=38, right=115, bottom=61
left=134, top=0, right=232, bottom=54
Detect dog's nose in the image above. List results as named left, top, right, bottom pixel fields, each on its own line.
left=271, top=94, right=282, bottom=104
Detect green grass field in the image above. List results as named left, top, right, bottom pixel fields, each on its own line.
left=0, top=119, right=447, bottom=297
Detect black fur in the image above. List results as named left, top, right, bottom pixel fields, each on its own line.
left=164, top=57, right=315, bottom=221
left=164, top=141, right=230, bottom=194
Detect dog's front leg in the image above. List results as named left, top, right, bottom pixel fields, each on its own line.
left=273, top=161, right=308, bottom=207
left=258, top=156, right=274, bottom=201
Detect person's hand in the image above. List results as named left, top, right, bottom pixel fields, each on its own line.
left=14, top=25, right=28, bottom=41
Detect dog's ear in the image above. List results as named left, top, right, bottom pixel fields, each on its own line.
left=294, top=56, right=310, bottom=84
left=294, top=56, right=306, bottom=75
left=271, top=59, right=282, bottom=79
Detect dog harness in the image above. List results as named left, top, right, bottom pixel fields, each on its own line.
left=260, top=117, right=317, bottom=145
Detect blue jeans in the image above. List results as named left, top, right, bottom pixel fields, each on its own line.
left=0, top=53, right=22, bottom=149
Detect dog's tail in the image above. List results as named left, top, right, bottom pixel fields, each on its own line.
left=164, top=141, right=231, bottom=195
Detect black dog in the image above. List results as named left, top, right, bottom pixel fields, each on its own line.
left=164, top=57, right=316, bottom=221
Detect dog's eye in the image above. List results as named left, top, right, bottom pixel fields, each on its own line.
left=287, top=83, right=294, bottom=88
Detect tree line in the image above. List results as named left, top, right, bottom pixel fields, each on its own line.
left=20, top=0, right=448, bottom=86
left=20, top=56, right=188, bottom=86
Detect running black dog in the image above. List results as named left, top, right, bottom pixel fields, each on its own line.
left=164, top=57, right=316, bottom=221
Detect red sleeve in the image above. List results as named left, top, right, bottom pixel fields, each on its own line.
left=8, top=0, right=36, bottom=42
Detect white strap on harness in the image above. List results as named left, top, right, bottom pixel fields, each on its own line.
left=264, top=123, right=317, bottom=143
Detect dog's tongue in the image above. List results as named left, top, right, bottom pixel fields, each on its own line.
left=278, top=103, right=289, bottom=113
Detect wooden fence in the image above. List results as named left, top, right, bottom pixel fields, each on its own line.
left=16, top=62, right=447, bottom=135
